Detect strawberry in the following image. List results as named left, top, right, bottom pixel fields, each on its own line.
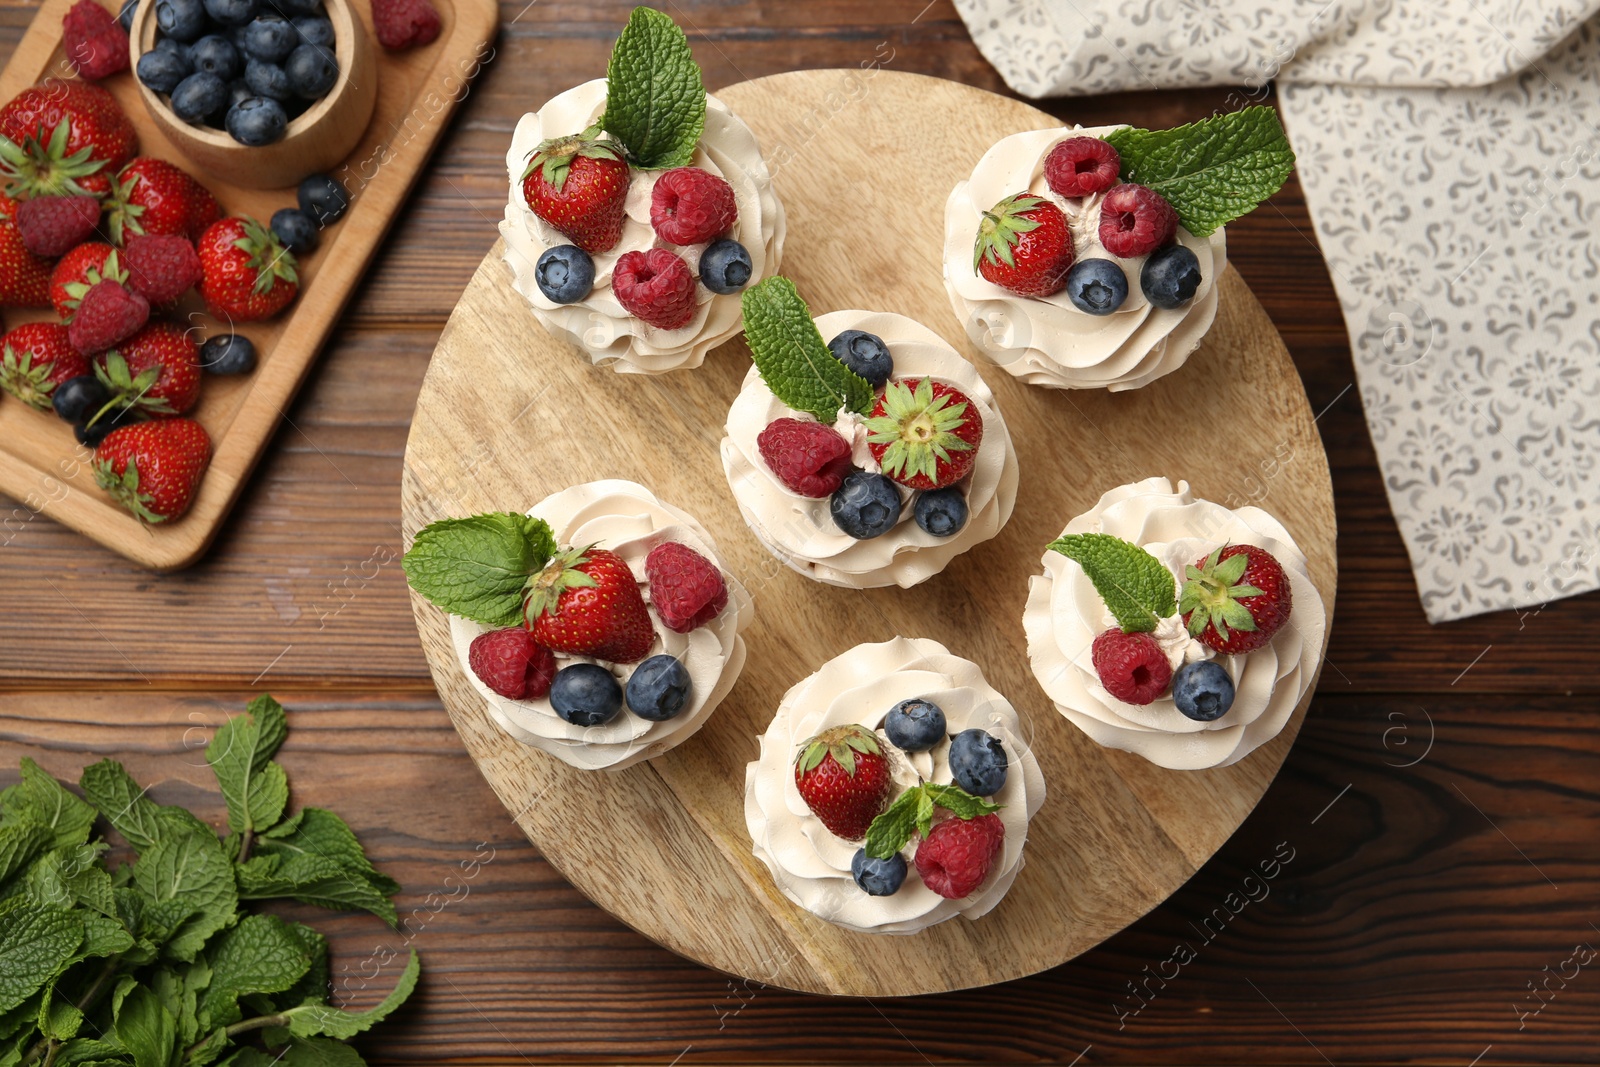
left=865, top=377, right=983, bottom=490
left=0, top=79, right=137, bottom=197
left=468, top=628, right=557, bottom=700
left=1180, top=544, right=1293, bottom=655
left=524, top=545, right=654, bottom=664
left=913, top=813, right=1004, bottom=899
left=0, top=322, right=84, bottom=409
left=643, top=541, right=728, bottom=634
left=0, top=192, right=53, bottom=308
left=105, top=157, right=221, bottom=244
left=68, top=280, right=149, bottom=355
left=93, top=416, right=211, bottom=523
left=122, top=234, right=202, bottom=307
left=93, top=320, right=201, bottom=417
left=62, top=0, right=131, bottom=81
left=16, top=194, right=101, bottom=257
left=793, top=724, right=894, bottom=842
left=520, top=129, right=629, bottom=255
left=197, top=216, right=298, bottom=322
left=50, top=241, right=120, bottom=319
left=973, top=193, right=1075, bottom=298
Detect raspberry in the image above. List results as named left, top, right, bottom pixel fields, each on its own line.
left=644, top=541, right=728, bottom=634
left=62, top=0, right=130, bottom=80
left=1091, top=629, right=1172, bottom=706
left=1045, top=136, right=1120, bottom=198
left=757, top=417, right=853, bottom=498
left=914, top=813, right=1004, bottom=899
left=16, top=196, right=101, bottom=257
left=123, top=234, right=203, bottom=306
left=371, top=0, right=442, bottom=50
left=650, top=167, right=738, bottom=246
left=1098, top=183, right=1178, bottom=259
left=612, top=248, right=697, bottom=330
left=468, top=628, right=557, bottom=700
left=67, top=280, right=148, bottom=356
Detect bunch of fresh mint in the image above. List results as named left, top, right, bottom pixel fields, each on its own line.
left=600, top=7, right=706, bottom=170
left=0, top=696, right=418, bottom=1067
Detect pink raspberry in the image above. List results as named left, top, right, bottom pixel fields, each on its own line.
left=123, top=234, right=203, bottom=307
left=612, top=248, right=697, bottom=330
left=914, top=813, right=1005, bottom=899
left=649, top=167, right=738, bottom=245
left=756, top=417, right=854, bottom=498
left=468, top=628, right=557, bottom=700
left=644, top=541, right=729, bottom=634
left=1098, top=183, right=1178, bottom=258
left=1091, top=629, right=1172, bottom=706
left=1044, top=136, right=1121, bottom=198
left=62, top=0, right=129, bottom=80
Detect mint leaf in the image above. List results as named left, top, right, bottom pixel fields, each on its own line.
left=2, top=759, right=97, bottom=850
left=402, top=512, right=555, bottom=628
left=113, top=982, right=178, bottom=1067
left=237, top=853, right=397, bottom=928
left=207, top=696, right=290, bottom=839
left=274, top=923, right=330, bottom=1010
left=0, top=819, right=52, bottom=888
left=601, top=6, right=705, bottom=169
left=199, top=914, right=312, bottom=1030
left=131, top=830, right=238, bottom=962
left=255, top=807, right=400, bottom=895
left=283, top=949, right=418, bottom=1040
left=0, top=900, right=82, bottom=1014
left=922, top=783, right=1002, bottom=822
left=863, top=784, right=1003, bottom=859
left=1104, top=106, right=1295, bottom=237
left=79, top=759, right=210, bottom=851
left=38, top=984, right=83, bottom=1041
left=1047, top=532, right=1177, bottom=633
left=278, top=1036, right=367, bottom=1066
left=741, top=277, right=874, bottom=424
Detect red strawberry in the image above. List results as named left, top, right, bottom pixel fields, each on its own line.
left=0, top=322, right=85, bottom=409
left=914, top=813, right=1004, bottom=899
left=68, top=279, right=148, bottom=354
left=1180, top=544, right=1293, bottom=655
left=649, top=167, right=737, bottom=246
left=0, top=79, right=137, bottom=197
left=468, top=628, right=557, bottom=700
left=0, top=192, right=53, bottom=308
left=1091, top=629, right=1172, bottom=705
left=105, top=157, right=220, bottom=244
left=197, top=217, right=298, bottom=322
left=793, top=725, right=894, bottom=842
left=644, top=541, right=728, bottom=634
left=122, top=234, right=202, bottom=306
left=1044, top=136, right=1121, bottom=198
left=62, top=0, right=131, bottom=81
left=93, top=417, right=211, bottom=523
left=612, top=248, right=696, bottom=330
left=865, top=377, right=983, bottom=490
left=371, top=0, right=441, bottom=50
left=756, top=417, right=852, bottom=498
left=1098, top=183, right=1178, bottom=259
left=524, top=546, right=654, bottom=664
left=93, top=320, right=201, bottom=417
left=974, top=193, right=1075, bottom=298
left=50, top=241, right=119, bottom=319
left=520, top=131, right=628, bottom=255
left=16, top=195, right=101, bottom=257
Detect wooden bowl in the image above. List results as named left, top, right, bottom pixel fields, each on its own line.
left=128, top=0, right=377, bottom=189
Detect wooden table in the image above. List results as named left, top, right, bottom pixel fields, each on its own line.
left=2, top=2, right=1596, bottom=1062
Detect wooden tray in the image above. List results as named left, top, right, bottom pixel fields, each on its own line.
left=0, top=0, right=497, bottom=570
left=401, top=70, right=1338, bottom=997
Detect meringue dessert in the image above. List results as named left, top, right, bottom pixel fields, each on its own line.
left=1023, top=477, right=1325, bottom=770
left=943, top=108, right=1293, bottom=391
left=403, top=480, right=751, bottom=772
left=721, top=277, right=1019, bottom=588
left=500, top=8, right=784, bottom=374
left=745, top=637, right=1046, bottom=935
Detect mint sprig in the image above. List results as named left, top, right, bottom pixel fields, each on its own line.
left=741, top=277, right=874, bottom=424
left=601, top=6, right=706, bottom=170
left=1104, top=106, right=1295, bottom=237
left=863, top=783, right=1002, bottom=860
left=402, top=512, right=556, bottom=628
left=1048, top=532, right=1177, bottom=633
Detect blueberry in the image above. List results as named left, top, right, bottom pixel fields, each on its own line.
left=284, top=42, right=337, bottom=98
left=1172, top=660, right=1235, bottom=722
left=884, top=698, right=946, bottom=753
left=1140, top=245, right=1202, bottom=310
left=698, top=238, right=752, bottom=295
left=227, top=78, right=255, bottom=109
left=137, top=47, right=192, bottom=94
left=203, top=0, right=256, bottom=26
left=298, top=173, right=350, bottom=225
left=188, top=34, right=241, bottom=80
left=625, top=654, right=692, bottom=722
left=74, top=405, right=139, bottom=448
left=266, top=0, right=321, bottom=17
left=826, top=329, right=893, bottom=388
left=154, top=0, right=207, bottom=41
left=225, top=96, right=286, bottom=145
left=119, top=0, right=140, bottom=32
left=153, top=35, right=188, bottom=56
left=291, top=13, right=332, bottom=45
left=851, top=850, right=907, bottom=896
left=913, top=487, right=968, bottom=538
left=240, top=14, right=297, bottom=61
left=199, top=334, right=256, bottom=375
left=1065, top=258, right=1129, bottom=315
left=949, top=729, right=1007, bottom=796
left=169, top=71, right=228, bottom=123
left=534, top=245, right=594, bottom=304
left=244, top=59, right=290, bottom=100
left=51, top=375, right=109, bottom=425
left=829, top=470, right=900, bottom=540
left=270, top=208, right=318, bottom=253
left=549, top=664, right=622, bottom=726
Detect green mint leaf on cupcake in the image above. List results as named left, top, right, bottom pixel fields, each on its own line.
left=1104, top=106, right=1295, bottom=237
left=601, top=6, right=706, bottom=170
left=1048, top=532, right=1177, bottom=633
left=741, top=276, right=875, bottom=423
left=402, top=512, right=556, bottom=628
left=864, top=783, right=1003, bottom=860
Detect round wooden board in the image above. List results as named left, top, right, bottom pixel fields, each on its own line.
left=400, top=70, right=1337, bottom=997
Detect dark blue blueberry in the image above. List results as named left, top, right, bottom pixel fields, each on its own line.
left=1065, top=257, right=1129, bottom=315
left=298, top=173, right=349, bottom=225
left=625, top=654, right=692, bottom=722
left=203, top=0, right=257, bottom=26
left=851, top=849, right=907, bottom=896
left=227, top=78, right=255, bottom=109
left=169, top=71, right=228, bottom=124
left=884, top=697, right=946, bottom=753
left=913, top=487, right=968, bottom=538
left=240, top=14, right=297, bottom=61
left=534, top=244, right=594, bottom=304
left=1140, top=245, right=1202, bottom=310
left=51, top=375, right=109, bottom=425
left=829, top=470, right=901, bottom=540
left=291, top=13, right=333, bottom=45
left=826, top=329, right=892, bottom=388
left=137, top=47, right=192, bottom=94
left=153, top=35, right=188, bottom=56
left=698, top=238, right=752, bottom=295
left=1172, top=660, right=1235, bottom=722
left=284, top=42, right=337, bottom=98
left=549, top=663, right=622, bottom=726
left=266, top=0, right=322, bottom=17
left=949, top=728, right=1007, bottom=796
left=154, top=0, right=207, bottom=41
left=270, top=208, right=317, bottom=253
left=74, top=404, right=139, bottom=448
left=119, top=0, right=141, bottom=33
left=244, top=58, right=291, bottom=99
left=225, top=95, right=287, bottom=145
left=188, top=34, right=242, bottom=80
left=199, top=334, right=257, bottom=375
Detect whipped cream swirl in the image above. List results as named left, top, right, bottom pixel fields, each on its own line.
left=745, top=637, right=1046, bottom=935
left=501, top=79, right=786, bottom=374
left=449, top=480, right=752, bottom=771
left=943, top=126, right=1226, bottom=392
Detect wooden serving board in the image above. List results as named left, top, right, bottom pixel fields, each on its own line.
left=0, top=0, right=497, bottom=570
left=401, top=70, right=1337, bottom=997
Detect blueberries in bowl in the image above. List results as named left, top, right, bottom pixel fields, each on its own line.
left=136, top=47, right=192, bottom=93
left=241, top=14, right=297, bottom=61
left=285, top=42, right=338, bottom=98
left=203, top=0, right=257, bottom=26
left=225, top=96, right=287, bottom=145
left=155, top=0, right=208, bottom=41
left=188, top=34, right=241, bottom=80
left=292, top=14, right=333, bottom=46
left=169, top=71, right=227, bottom=123
left=244, top=58, right=292, bottom=100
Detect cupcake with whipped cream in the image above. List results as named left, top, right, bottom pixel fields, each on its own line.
left=1023, top=477, right=1324, bottom=770
left=500, top=8, right=784, bottom=374
left=943, top=108, right=1294, bottom=391
left=403, top=480, right=751, bottom=771
left=745, top=637, right=1046, bottom=935
left=720, top=277, right=1018, bottom=588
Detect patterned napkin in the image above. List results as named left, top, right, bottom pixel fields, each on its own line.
left=952, top=0, right=1600, bottom=622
